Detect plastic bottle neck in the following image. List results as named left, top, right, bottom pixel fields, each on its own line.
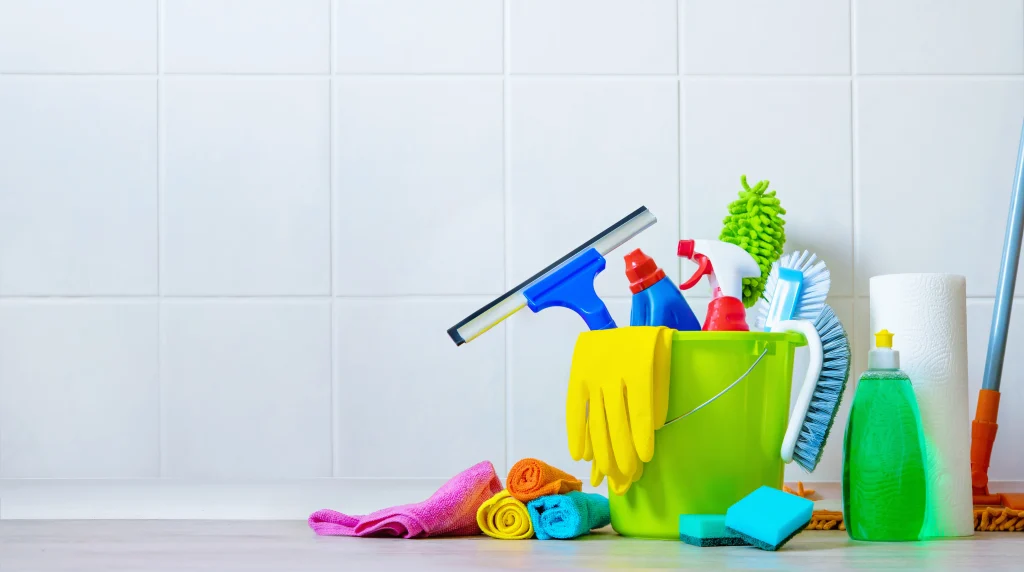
left=868, top=348, right=900, bottom=370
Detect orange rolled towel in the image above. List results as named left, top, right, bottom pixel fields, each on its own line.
left=507, top=458, right=583, bottom=502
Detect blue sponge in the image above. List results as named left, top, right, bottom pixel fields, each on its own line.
left=678, top=515, right=748, bottom=547
left=725, top=486, right=813, bottom=551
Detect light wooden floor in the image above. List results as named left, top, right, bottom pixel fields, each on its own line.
left=1, top=520, right=1022, bottom=571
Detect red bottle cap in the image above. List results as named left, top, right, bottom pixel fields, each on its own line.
left=624, top=248, right=666, bottom=294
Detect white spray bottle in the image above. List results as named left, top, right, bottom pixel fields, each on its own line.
left=677, top=239, right=761, bottom=331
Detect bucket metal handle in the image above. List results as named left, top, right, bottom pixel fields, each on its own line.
left=659, top=323, right=819, bottom=434
left=660, top=347, right=770, bottom=428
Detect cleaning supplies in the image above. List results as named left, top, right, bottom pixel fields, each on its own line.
left=566, top=327, right=673, bottom=494
left=476, top=490, right=534, bottom=540
left=522, top=248, right=616, bottom=331
left=607, top=330, right=807, bottom=539
left=624, top=249, right=700, bottom=331
left=724, top=486, right=813, bottom=551
left=756, top=251, right=849, bottom=472
left=755, top=250, right=830, bottom=331
left=526, top=491, right=611, bottom=540
left=775, top=307, right=850, bottom=472
left=678, top=515, right=748, bottom=547
left=447, top=206, right=656, bottom=345
left=869, top=274, right=974, bottom=538
left=677, top=239, right=761, bottom=331
left=506, top=458, right=583, bottom=503
left=309, top=461, right=503, bottom=538
left=719, top=175, right=787, bottom=307
left=973, top=119, right=1024, bottom=510
left=843, top=330, right=927, bottom=542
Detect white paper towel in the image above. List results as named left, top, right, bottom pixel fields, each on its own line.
left=869, top=273, right=974, bottom=538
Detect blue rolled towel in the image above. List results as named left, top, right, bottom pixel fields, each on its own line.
left=526, top=491, right=610, bottom=540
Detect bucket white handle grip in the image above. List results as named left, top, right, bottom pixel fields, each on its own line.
left=771, top=320, right=823, bottom=464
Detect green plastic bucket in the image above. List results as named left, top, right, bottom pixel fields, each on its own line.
left=608, top=330, right=807, bottom=539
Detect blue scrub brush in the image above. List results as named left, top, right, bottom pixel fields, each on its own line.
left=789, top=305, right=851, bottom=472
left=755, top=250, right=830, bottom=330
left=759, top=251, right=850, bottom=473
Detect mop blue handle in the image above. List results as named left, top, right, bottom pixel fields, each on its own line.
left=524, top=248, right=616, bottom=331
left=983, top=120, right=1024, bottom=392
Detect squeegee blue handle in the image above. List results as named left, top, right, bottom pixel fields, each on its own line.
left=523, top=248, right=616, bottom=331
left=983, top=120, right=1024, bottom=392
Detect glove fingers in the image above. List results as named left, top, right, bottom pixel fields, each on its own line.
left=566, top=381, right=588, bottom=462
left=603, top=449, right=632, bottom=495
left=589, top=461, right=604, bottom=488
left=602, top=382, right=638, bottom=478
left=589, top=387, right=614, bottom=477
left=583, top=417, right=594, bottom=462
left=608, top=470, right=631, bottom=496
left=624, top=371, right=655, bottom=464
left=631, top=458, right=644, bottom=483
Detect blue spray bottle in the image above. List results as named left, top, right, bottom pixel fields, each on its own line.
left=624, top=249, right=700, bottom=330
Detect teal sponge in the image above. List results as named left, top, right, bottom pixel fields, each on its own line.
left=725, top=486, right=812, bottom=551
left=678, top=514, right=748, bottom=547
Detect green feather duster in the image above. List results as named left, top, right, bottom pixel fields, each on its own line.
left=719, top=175, right=786, bottom=307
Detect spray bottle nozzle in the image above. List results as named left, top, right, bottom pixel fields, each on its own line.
left=677, top=240, right=715, bottom=292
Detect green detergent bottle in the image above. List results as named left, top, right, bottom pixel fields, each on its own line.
left=843, top=329, right=927, bottom=541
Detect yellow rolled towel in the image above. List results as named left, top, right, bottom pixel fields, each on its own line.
left=476, top=490, right=534, bottom=540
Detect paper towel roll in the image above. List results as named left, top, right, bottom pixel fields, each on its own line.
left=869, top=273, right=974, bottom=538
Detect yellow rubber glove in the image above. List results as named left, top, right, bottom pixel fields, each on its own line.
left=566, top=326, right=672, bottom=494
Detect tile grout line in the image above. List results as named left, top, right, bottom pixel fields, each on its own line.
left=502, top=0, right=512, bottom=475
left=329, top=0, right=338, bottom=478
left=156, top=0, right=165, bottom=479
left=4, top=72, right=1023, bottom=79
left=677, top=0, right=684, bottom=282
left=0, top=294, right=1017, bottom=302
left=849, top=0, right=858, bottom=314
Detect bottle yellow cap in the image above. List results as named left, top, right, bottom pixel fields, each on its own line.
left=875, top=329, right=894, bottom=349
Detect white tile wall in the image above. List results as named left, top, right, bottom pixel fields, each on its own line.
left=855, top=78, right=1024, bottom=296
left=509, top=79, right=680, bottom=297
left=163, top=0, right=330, bottom=74
left=0, top=302, right=159, bottom=478
left=0, top=0, right=1023, bottom=517
left=510, top=0, right=678, bottom=74
left=682, top=0, right=851, bottom=75
left=335, top=0, right=503, bottom=74
left=334, top=299, right=506, bottom=478
left=0, top=0, right=157, bottom=73
left=0, top=78, right=158, bottom=295
left=855, top=0, right=1024, bottom=74
left=334, top=78, right=504, bottom=295
left=160, top=301, right=332, bottom=478
left=161, top=78, right=331, bottom=295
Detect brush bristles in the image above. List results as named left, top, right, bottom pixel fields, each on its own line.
left=755, top=250, right=831, bottom=329
left=793, top=305, right=851, bottom=473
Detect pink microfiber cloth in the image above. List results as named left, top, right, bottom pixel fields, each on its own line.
left=308, top=461, right=503, bottom=538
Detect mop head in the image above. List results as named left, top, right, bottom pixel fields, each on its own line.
left=719, top=175, right=787, bottom=307
left=975, top=507, right=1024, bottom=531
left=791, top=305, right=851, bottom=473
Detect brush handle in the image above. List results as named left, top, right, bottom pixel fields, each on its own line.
left=771, top=320, right=823, bottom=465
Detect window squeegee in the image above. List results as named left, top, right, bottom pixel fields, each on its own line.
left=447, top=206, right=657, bottom=346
